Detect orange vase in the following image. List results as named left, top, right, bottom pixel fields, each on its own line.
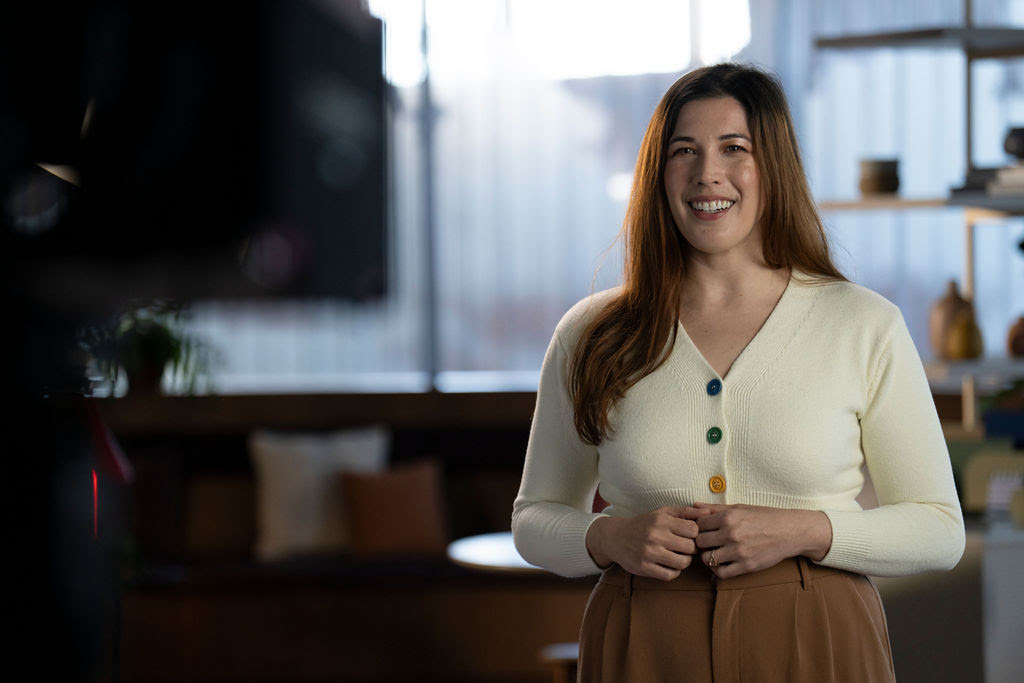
left=945, top=309, right=984, bottom=360
left=929, top=280, right=973, bottom=360
left=1008, top=316, right=1024, bottom=357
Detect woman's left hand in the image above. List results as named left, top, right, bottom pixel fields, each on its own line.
left=684, top=503, right=833, bottom=579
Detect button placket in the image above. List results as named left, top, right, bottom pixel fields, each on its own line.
left=706, top=377, right=726, bottom=495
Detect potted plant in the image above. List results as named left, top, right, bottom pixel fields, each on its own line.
left=79, top=300, right=218, bottom=396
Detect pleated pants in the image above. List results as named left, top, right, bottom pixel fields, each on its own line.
left=577, top=557, right=895, bottom=683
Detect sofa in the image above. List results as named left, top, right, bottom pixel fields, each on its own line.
left=102, top=392, right=595, bottom=683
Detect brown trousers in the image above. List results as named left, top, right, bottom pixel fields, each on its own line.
left=578, top=558, right=895, bottom=683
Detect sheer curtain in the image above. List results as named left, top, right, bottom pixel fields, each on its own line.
left=181, top=0, right=1024, bottom=395
left=422, top=0, right=746, bottom=389
left=184, top=0, right=752, bottom=394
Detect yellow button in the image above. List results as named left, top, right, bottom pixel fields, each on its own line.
left=708, top=475, right=726, bottom=494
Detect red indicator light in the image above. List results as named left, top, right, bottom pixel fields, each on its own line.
left=92, top=469, right=98, bottom=538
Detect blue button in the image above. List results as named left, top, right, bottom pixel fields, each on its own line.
left=706, top=379, right=722, bottom=396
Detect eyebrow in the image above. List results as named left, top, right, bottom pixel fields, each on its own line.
left=668, top=133, right=752, bottom=145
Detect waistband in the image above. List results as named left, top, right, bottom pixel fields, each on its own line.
left=598, top=557, right=855, bottom=592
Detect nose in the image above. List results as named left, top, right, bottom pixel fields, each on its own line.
left=694, top=153, right=723, bottom=185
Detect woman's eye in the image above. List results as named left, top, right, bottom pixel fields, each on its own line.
left=726, top=144, right=747, bottom=153
left=671, top=147, right=695, bottom=156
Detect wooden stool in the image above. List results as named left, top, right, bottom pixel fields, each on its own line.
left=540, top=642, right=579, bottom=683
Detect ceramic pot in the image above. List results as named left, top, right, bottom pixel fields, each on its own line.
left=1008, top=316, right=1024, bottom=357
left=859, top=159, right=899, bottom=195
left=945, top=309, right=984, bottom=360
left=1005, top=128, right=1024, bottom=160
left=929, top=280, right=973, bottom=359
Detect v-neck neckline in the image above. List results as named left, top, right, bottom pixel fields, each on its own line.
left=673, top=271, right=800, bottom=384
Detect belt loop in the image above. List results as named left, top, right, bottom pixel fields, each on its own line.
left=622, top=569, right=633, bottom=599
left=797, top=556, right=811, bottom=590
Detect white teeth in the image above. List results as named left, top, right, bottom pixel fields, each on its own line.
left=689, top=200, right=734, bottom=212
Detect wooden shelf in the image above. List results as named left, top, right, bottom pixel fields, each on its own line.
left=925, top=357, right=1024, bottom=393
left=815, top=27, right=1024, bottom=58
left=817, top=193, right=1024, bottom=215
left=926, top=357, right=1024, bottom=432
left=818, top=196, right=948, bottom=211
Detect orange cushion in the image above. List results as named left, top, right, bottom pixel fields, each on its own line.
left=340, top=458, right=449, bottom=557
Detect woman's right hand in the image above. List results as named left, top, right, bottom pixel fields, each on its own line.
left=585, top=507, right=700, bottom=581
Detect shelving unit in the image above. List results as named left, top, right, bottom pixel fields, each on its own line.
left=813, top=2, right=1024, bottom=431
left=815, top=22, right=1024, bottom=175
left=812, top=14, right=1024, bottom=296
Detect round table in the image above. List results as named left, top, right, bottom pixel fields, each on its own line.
left=447, top=531, right=577, bottom=682
left=446, top=531, right=545, bottom=574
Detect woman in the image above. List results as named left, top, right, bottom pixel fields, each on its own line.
left=511, top=63, right=964, bottom=682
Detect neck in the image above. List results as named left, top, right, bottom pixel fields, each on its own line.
left=680, top=255, right=789, bottom=309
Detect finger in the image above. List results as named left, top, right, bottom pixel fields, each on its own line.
left=652, top=545, right=696, bottom=569
left=703, top=547, right=733, bottom=568
left=695, top=512, right=725, bottom=532
left=643, top=564, right=683, bottom=582
left=709, top=554, right=757, bottom=579
left=668, top=518, right=699, bottom=538
left=671, top=554, right=694, bottom=571
left=681, top=506, right=715, bottom=520
left=644, top=526, right=696, bottom=555
left=628, top=557, right=687, bottom=581
left=662, top=534, right=697, bottom=556
left=695, top=529, right=727, bottom=549
left=624, top=557, right=677, bottom=581
left=646, top=513, right=698, bottom=541
left=711, top=562, right=745, bottom=580
left=659, top=506, right=698, bottom=520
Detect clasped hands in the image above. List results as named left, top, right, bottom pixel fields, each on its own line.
left=585, top=503, right=832, bottom=581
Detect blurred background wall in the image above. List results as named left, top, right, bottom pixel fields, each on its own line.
left=152, top=0, right=1024, bottom=397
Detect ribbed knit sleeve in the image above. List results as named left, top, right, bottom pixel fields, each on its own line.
left=511, top=315, right=606, bottom=577
left=820, top=310, right=965, bottom=577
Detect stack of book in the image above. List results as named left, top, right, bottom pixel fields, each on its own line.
left=986, top=165, right=1024, bottom=196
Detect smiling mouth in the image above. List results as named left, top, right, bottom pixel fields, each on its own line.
left=689, top=200, right=735, bottom=213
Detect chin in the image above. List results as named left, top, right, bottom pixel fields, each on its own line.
left=680, top=232, right=760, bottom=259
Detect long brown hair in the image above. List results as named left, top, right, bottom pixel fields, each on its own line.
left=568, top=63, right=844, bottom=446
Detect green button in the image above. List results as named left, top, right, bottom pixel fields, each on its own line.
left=707, top=427, right=723, bottom=444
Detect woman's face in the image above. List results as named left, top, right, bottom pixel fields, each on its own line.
left=663, top=96, right=763, bottom=261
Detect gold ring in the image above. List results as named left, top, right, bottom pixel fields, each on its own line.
left=709, top=549, right=718, bottom=567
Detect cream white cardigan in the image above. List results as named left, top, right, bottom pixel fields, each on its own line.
left=512, top=274, right=965, bottom=578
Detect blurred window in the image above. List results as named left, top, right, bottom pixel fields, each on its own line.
left=179, top=0, right=1024, bottom=396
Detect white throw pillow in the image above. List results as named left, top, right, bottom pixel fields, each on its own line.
left=248, top=425, right=390, bottom=562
